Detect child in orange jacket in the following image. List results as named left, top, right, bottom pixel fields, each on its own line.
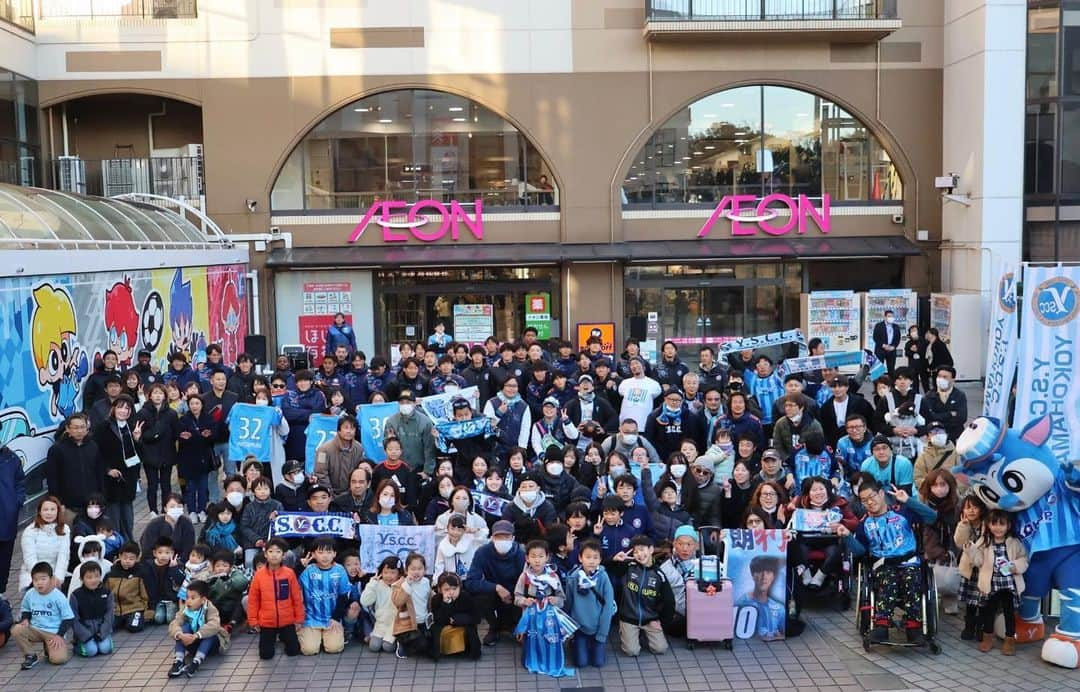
left=247, top=538, right=304, bottom=660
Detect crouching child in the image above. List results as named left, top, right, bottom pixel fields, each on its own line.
left=617, top=535, right=674, bottom=657
left=13, top=562, right=74, bottom=669
left=168, top=581, right=229, bottom=679
left=69, top=562, right=115, bottom=657
left=430, top=573, right=481, bottom=661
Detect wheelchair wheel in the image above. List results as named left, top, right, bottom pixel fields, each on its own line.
left=854, top=563, right=872, bottom=635
left=922, top=564, right=940, bottom=637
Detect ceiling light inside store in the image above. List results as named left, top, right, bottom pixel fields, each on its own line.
left=449, top=106, right=464, bottom=112
left=705, top=145, right=715, bottom=150
left=453, top=117, right=466, bottom=122
left=379, top=118, right=392, bottom=123
left=354, top=107, right=371, bottom=112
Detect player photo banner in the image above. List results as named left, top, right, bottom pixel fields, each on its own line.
left=270, top=512, right=355, bottom=539
left=1014, top=264, right=1080, bottom=463
left=983, top=263, right=1019, bottom=421
left=717, top=329, right=808, bottom=357
left=727, top=528, right=788, bottom=641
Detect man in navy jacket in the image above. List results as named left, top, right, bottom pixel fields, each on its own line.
left=466, top=520, right=525, bottom=646
left=0, top=445, right=26, bottom=593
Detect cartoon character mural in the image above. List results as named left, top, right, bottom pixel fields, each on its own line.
left=0, top=264, right=247, bottom=499
left=168, top=268, right=206, bottom=362
left=103, top=276, right=139, bottom=366
left=30, top=283, right=89, bottom=419
left=207, top=265, right=248, bottom=363
left=955, top=416, right=1080, bottom=668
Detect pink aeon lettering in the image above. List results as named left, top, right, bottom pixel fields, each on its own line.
left=348, top=199, right=485, bottom=243
left=697, top=194, right=831, bottom=238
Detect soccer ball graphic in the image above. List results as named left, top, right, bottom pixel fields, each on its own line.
left=140, top=291, right=165, bottom=351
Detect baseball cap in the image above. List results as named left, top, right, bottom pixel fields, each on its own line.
left=828, top=376, right=849, bottom=388
left=282, top=459, right=304, bottom=476
left=451, top=397, right=471, bottom=411
left=542, top=396, right=559, bottom=408
left=871, top=434, right=892, bottom=449
left=398, top=389, right=417, bottom=402
left=762, top=448, right=782, bottom=462
left=305, top=483, right=332, bottom=499
left=491, top=520, right=515, bottom=537
left=577, top=374, right=594, bottom=385
left=928, top=421, right=946, bottom=434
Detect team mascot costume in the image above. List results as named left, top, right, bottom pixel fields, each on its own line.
left=954, top=415, right=1080, bottom=668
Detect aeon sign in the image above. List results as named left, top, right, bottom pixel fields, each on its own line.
left=348, top=199, right=484, bottom=243
left=697, top=194, right=831, bottom=237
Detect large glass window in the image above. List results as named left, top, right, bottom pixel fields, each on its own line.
left=0, top=69, right=40, bottom=187
left=622, top=85, right=901, bottom=207
left=271, top=89, right=557, bottom=211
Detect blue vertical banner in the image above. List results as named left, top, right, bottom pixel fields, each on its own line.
left=1014, top=265, right=1080, bottom=463
left=304, top=414, right=341, bottom=475
left=357, top=402, right=400, bottom=462
left=983, top=263, right=1019, bottom=421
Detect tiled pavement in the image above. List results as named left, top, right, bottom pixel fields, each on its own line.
left=4, top=385, right=1076, bottom=691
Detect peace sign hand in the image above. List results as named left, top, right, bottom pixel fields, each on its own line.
left=132, top=421, right=145, bottom=441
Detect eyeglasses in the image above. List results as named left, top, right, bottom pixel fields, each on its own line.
left=759, top=490, right=778, bottom=497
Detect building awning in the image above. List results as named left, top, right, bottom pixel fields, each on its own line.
left=266, top=235, right=921, bottom=268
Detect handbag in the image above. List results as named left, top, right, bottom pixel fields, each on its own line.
left=439, top=625, right=466, bottom=655
left=932, top=553, right=960, bottom=597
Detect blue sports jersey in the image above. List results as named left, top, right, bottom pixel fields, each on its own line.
left=835, top=435, right=873, bottom=476
left=791, top=449, right=840, bottom=492
left=304, top=414, right=342, bottom=475
left=859, top=455, right=914, bottom=490
left=1013, top=475, right=1080, bottom=557
left=299, top=563, right=352, bottom=628
left=227, top=403, right=283, bottom=462
left=743, top=369, right=784, bottom=424
left=734, top=594, right=785, bottom=639
left=858, top=510, right=917, bottom=560
left=20, top=588, right=74, bottom=634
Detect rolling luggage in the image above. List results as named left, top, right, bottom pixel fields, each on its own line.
left=685, top=526, right=734, bottom=650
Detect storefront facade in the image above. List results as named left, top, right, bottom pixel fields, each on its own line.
left=27, top=1, right=960, bottom=363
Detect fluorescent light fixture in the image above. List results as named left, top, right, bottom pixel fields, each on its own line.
left=705, top=145, right=715, bottom=150
left=682, top=156, right=691, bottom=160
left=452, top=117, right=466, bottom=122
left=449, top=106, right=464, bottom=112
left=354, top=107, right=371, bottom=112
left=379, top=118, right=393, bottom=123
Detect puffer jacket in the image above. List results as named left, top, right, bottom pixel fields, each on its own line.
left=538, top=469, right=585, bottom=511
left=247, top=564, right=304, bottom=628
left=135, top=403, right=179, bottom=469
left=106, top=562, right=151, bottom=617
left=651, top=503, right=693, bottom=543
left=239, top=496, right=284, bottom=549
left=19, top=523, right=71, bottom=589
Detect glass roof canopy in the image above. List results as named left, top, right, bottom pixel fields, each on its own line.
left=0, top=184, right=231, bottom=249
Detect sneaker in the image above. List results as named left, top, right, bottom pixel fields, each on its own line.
left=482, top=630, right=498, bottom=646
left=395, top=641, right=407, bottom=659
left=799, top=565, right=813, bottom=586
left=168, top=660, right=187, bottom=678
left=20, top=654, right=39, bottom=670
left=185, top=658, right=201, bottom=678
left=148, top=510, right=159, bottom=519
left=809, top=570, right=827, bottom=588
left=189, top=512, right=200, bottom=524
left=869, top=626, right=889, bottom=644
left=906, top=628, right=925, bottom=646
left=198, top=511, right=207, bottom=523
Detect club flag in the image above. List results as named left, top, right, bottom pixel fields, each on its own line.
left=983, top=263, right=1019, bottom=421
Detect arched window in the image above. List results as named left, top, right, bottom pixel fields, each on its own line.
left=271, top=89, right=557, bottom=211
left=622, top=85, right=902, bottom=207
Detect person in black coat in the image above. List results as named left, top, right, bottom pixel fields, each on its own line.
left=903, top=325, right=929, bottom=393
left=95, top=395, right=144, bottom=543
left=924, top=328, right=954, bottom=375
left=871, top=310, right=902, bottom=377
left=45, top=413, right=103, bottom=516
left=430, top=573, right=482, bottom=660
left=919, top=365, right=968, bottom=442
left=136, top=384, right=180, bottom=515
left=817, top=376, right=876, bottom=449
left=563, top=375, right=619, bottom=434
left=176, top=394, right=217, bottom=519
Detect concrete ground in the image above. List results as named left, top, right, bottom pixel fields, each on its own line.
left=5, top=382, right=1076, bottom=691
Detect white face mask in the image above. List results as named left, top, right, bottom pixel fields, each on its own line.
left=546, top=463, right=564, bottom=477
left=520, top=490, right=538, bottom=504
left=439, top=486, right=454, bottom=499
left=87, top=506, right=102, bottom=519
left=789, top=413, right=803, bottom=425
left=621, top=433, right=638, bottom=446
left=226, top=492, right=244, bottom=508
left=291, top=472, right=306, bottom=484
left=885, top=316, right=895, bottom=324
left=255, top=398, right=270, bottom=407
left=609, top=466, right=626, bottom=479
left=379, top=496, right=396, bottom=510
left=453, top=500, right=469, bottom=513
left=400, top=403, right=415, bottom=416
left=166, top=507, right=185, bottom=520
left=936, top=377, right=951, bottom=391
left=670, top=464, right=687, bottom=480
left=931, top=433, right=948, bottom=448
left=444, top=384, right=460, bottom=394
left=493, top=539, right=514, bottom=555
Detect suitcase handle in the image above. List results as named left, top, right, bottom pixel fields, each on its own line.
left=694, top=525, right=730, bottom=587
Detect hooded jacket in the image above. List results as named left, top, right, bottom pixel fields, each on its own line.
left=466, top=541, right=526, bottom=594
left=69, top=582, right=114, bottom=643
left=19, top=522, right=71, bottom=589
left=651, top=503, right=693, bottom=544
left=169, top=599, right=231, bottom=653
left=247, top=564, right=304, bottom=628
left=140, top=515, right=196, bottom=563
left=66, top=535, right=112, bottom=597
left=239, top=496, right=284, bottom=549
left=501, top=492, right=558, bottom=541
left=106, top=561, right=151, bottom=617
left=45, top=435, right=104, bottom=510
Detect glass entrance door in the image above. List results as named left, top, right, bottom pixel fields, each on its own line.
left=664, top=286, right=745, bottom=347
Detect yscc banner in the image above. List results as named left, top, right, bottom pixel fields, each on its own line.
left=270, top=512, right=355, bottom=539
left=717, top=329, right=808, bottom=356
left=983, top=263, right=1018, bottom=421
left=356, top=524, right=437, bottom=574
left=1014, top=264, right=1080, bottom=463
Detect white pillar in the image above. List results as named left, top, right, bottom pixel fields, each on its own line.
left=941, top=0, right=1026, bottom=294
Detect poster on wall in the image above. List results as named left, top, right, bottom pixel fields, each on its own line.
left=576, top=322, right=616, bottom=355
left=453, top=304, right=494, bottom=345
left=524, top=293, right=552, bottom=340
left=930, top=293, right=952, bottom=344
left=299, top=282, right=352, bottom=358
left=0, top=263, right=248, bottom=491
left=861, top=289, right=917, bottom=352
left=727, top=529, right=788, bottom=641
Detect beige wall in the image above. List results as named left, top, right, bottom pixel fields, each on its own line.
left=51, top=94, right=202, bottom=160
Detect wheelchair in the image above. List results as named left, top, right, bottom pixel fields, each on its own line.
left=789, top=528, right=854, bottom=618
left=854, top=551, right=942, bottom=655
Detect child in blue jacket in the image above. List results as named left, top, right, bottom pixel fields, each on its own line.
left=565, top=540, right=615, bottom=668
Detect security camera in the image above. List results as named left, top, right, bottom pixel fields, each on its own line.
left=892, top=213, right=904, bottom=225
left=245, top=199, right=257, bottom=213
left=269, top=226, right=281, bottom=236
left=934, top=174, right=959, bottom=193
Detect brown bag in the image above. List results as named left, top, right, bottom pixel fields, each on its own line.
left=439, top=625, right=466, bottom=655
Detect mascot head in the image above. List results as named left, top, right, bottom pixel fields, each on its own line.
left=954, top=416, right=1058, bottom=511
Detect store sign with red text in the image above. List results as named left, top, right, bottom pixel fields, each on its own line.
left=697, top=194, right=831, bottom=238
left=347, top=199, right=484, bottom=243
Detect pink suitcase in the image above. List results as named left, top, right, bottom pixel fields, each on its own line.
left=685, top=527, right=735, bottom=649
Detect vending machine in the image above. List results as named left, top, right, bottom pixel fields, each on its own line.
left=861, top=289, right=918, bottom=352
left=800, top=291, right=862, bottom=353
left=929, top=293, right=985, bottom=381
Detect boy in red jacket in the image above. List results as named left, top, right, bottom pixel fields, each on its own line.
left=247, top=538, right=304, bottom=659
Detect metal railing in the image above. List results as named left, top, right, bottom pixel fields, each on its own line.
left=39, top=0, right=198, bottom=19
left=297, top=187, right=559, bottom=212
left=46, top=156, right=204, bottom=202
left=646, top=0, right=897, bottom=21
left=0, top=0, right=34, bottom=31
